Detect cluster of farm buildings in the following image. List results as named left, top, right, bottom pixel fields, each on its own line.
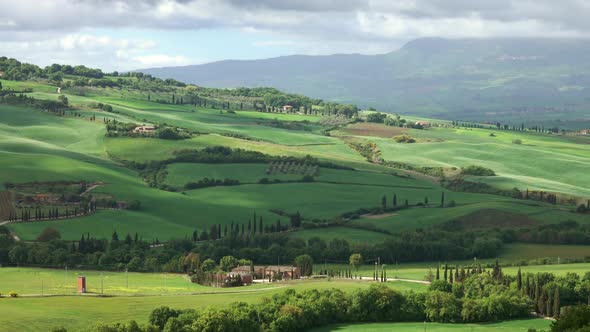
left=132, top=125, right=155, bottom=133
left=229, top=265, right=301, bottom=285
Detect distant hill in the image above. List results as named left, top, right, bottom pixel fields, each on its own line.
left=140, top=38, right=590, bottom=127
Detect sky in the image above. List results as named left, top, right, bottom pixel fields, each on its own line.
left=1, top=0, right=590, bottom=71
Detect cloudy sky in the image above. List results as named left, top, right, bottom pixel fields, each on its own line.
left=1, top=0, right=589, bottom=71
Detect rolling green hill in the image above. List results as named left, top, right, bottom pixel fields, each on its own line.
left=0, top=59, right=589, bottom=252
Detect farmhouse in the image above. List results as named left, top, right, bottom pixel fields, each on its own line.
left=282, top=105, right=294, bottom=112
left=264, top=265, right=301, bottom=280
left=132, top=125, right=155, bottom=133
left=231, top=265, right=301, bottom=280
left=579, top=129, right=589, bottom=135
left=34, top=193, right=52, bottom=203
left=232, top=265, right=254, bottom=275
left=415, top=121, right=431, bottom=128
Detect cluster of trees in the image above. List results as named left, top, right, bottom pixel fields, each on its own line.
left=261, top=119, right=309, bottom=131
left=374, top=192, right=448, bottom=212
left=89, top=102, right=113, bottom=112
left=446, top=178, right=563, bottom=206
left=105, top=119, right=140, bottom=134
left=266, top=161, right=319, bottom=177
left=503, top=221, right=590, bottom=245
left=461, top=165, right=496, bottom=176
left=190, top=212, right=299, bottom=243
left=169, top=147, right=270, bottom=164
left=156, top=127, right=190, bottom=140
left=0, top=58, right=106, bottom=81
left=393, top=134, right=416, bottom=143
left=365, top=111, right=424, bottom=129
left=451, top=120, right=562, bottom=135
left=348, top=141, right=382, bottom=163
left=7, top=200, right=96, bottom=223
left=184, top=178, right=239, bottom=190
left=105, top=120, right=189, bottom=140
left=0, top=220, right=509, bottom=272
left=0, top=93, right=69, bottom=114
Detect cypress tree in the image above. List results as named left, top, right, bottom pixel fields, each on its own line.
left=436, top=264, right=440, bottom=280
left=553, top=288, right=560, bottom=318
left=449, top=267, right=454, bottom=283
left=444, top=264, right=448, bottom=281
left=393, top=194, right=397, bottom=206
left=516, top=267, right=522, bottom=291
left=534, top=281, right=540, bottom=312
left=381, top=195, right=387, bottom=210
left=441, top=191, right=445, bottom=207
left=538, top=291, right=546, bottom=316
left=547, top=290, right=553, bottom=317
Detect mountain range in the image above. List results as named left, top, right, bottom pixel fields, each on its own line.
left=139, top=38, right=590, bottom=127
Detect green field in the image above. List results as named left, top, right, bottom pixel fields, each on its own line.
left=310, top=319, right=552, bottom=332
left=335, top=125, right=590, bottom=198
left=0, top=267, right=427, bottom=332
left=0, top=267, right=427, bottom=297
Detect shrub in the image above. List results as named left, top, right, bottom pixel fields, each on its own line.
left=127, top=200, right=141, bottom=211
left=301, top=175, right=315, bottom=182
left=366, top=113, right=387, bottom=123
left=9, top=291, right=18, bottom=298
left=37, top=227, right=61, bottom=242
left=512, top=139, right=522, bottom=144
left=461, top=165, right=496, bottom=176
left=393, top=134, right=416, bottom=143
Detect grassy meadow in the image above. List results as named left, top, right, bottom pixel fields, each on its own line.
left=0, top=267, right=427, bottom=332
left=335, top=124, right=590, bottom=198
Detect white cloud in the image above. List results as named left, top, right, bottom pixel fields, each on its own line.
left=253, top=40, right=295, bottom=47
left=0, top=32, right=192, bottom=71
left=133, top=54, right=191, bottom=67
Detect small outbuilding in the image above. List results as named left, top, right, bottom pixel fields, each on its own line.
left=77, top=276, right=87, bottom=293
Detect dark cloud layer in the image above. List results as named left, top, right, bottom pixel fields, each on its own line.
left=2, top=0, right=590, bottom=36
left=1, top=0, right=589, bottom=70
